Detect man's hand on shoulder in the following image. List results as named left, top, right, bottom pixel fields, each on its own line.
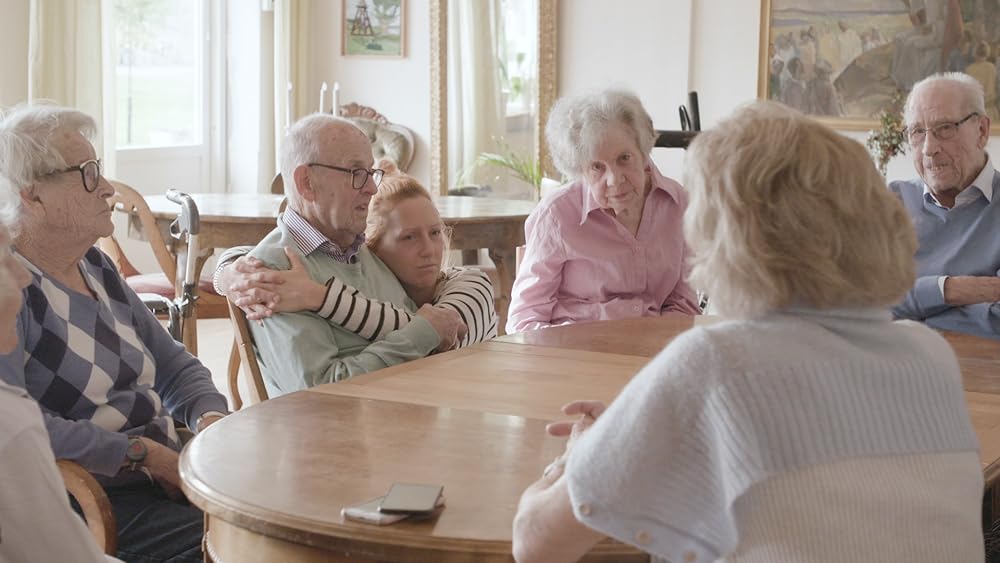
left=416, top=304, right=467, bottom=352
left=943, top=276, right=1000, bottom=306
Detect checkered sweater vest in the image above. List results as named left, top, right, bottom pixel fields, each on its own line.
left=2, top=247, right=227, bottom=478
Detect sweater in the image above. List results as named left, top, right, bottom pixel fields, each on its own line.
left=565, top=308, right=982, bottom=562
left=889, top=173, right=1000, bottom=339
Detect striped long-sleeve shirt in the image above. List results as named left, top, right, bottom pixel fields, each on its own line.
left=314, top=267, right=497, bottom=347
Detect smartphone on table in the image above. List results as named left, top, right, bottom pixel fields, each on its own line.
left=378, top=483, right=444, bottom=516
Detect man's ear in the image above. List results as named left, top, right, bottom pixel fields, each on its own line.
left=19, top=186, right=41, bottom=205
left=292, top=165, right=316, bottom=202
left=978, top=114, right=992, bottom=149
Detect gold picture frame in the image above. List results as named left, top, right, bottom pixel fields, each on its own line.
left=758, top=0, right=1000, bottom=130
left=342, top=0, right=406, bottom=58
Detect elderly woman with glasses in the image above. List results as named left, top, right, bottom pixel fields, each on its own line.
left=511, top=102, right=983, bottom=562
left=0, top=104, right=228, bottom=562
left=505, top=89, right=700, bottom=334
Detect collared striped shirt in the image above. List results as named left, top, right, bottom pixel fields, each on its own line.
left=281, top=207, right=364, bottom=264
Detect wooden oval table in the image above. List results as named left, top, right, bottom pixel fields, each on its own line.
left=181, top=314, right=1000, bottom=561
left=140, top=193, right=534, bottom=335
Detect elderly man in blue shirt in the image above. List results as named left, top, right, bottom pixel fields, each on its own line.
left=890, top=72, right=1000, bottom=339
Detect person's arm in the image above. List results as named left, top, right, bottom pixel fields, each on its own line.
left=433, top=268, right=498, bottom=346
left=123, top=267, right=229, bottom=428
left=0, top=318, right=130, bottom=476
left=212, top=245, right=253, bottom=294
left=661, top=245, right=701, bottom=315
left=893, top=274, right=957, bottom=320
left=249, top=306, right=442, bottom=392
left=227, top=247, right=432, bottom=343
left=0, top=423, right=113, bottom=563
left=506, top=209, right=567, bottom=333
left=513, top=470, right=604, bottom=563
left=514, top=400, right=608, bottom=562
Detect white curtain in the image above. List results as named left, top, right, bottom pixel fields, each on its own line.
left=447, top=0, right=503, bottom=189
left=28, top=0, right=116, bottom=177
left=270, top=0, right=311, bottom=192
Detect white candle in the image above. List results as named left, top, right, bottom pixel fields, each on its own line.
left=333, top=82, right=340, bottom=115
left=286, top=82, right=293, bottom=131
left=319, top=82, right=328, bottom=113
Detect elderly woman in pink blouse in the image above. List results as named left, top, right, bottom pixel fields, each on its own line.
left=506, top=89, right=700, bottom=333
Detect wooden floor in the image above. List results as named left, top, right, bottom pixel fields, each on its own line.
left=194, top=318, right=237, bottom=408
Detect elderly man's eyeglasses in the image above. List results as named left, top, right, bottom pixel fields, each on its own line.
left=43, top=159, right=102, bottom=192
left=308, top=163, right=384, bottom=190
left=905, top=112, right=980, bottom=146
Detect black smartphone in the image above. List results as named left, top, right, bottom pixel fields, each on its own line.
left=377, top=483, right=444, bottom=515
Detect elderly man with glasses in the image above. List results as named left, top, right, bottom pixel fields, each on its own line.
left=890, top=72, right=1000, bottom=339
left=222, top=114, right=464, bottom=395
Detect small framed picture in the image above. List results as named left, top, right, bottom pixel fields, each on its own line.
left=342, top=0, right=406, bottom=58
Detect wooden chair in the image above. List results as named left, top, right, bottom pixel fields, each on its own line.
left=337, top=102, right=416, bottom=172
left=226, top=299, right=270, bottom=409
left=57, top=459, right=117, bottom=556
left=99, top=180, right=241, bottom=386
left=100, top=180, right=231, bottom=323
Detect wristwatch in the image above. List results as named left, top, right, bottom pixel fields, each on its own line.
left=124, top=436, right=147, bottom=471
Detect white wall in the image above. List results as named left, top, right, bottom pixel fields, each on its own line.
left=0, top=0, right=29, bottom=107
left=308, top=0, right=431, bottom=186
left=558, top=0, right=693, bottom=179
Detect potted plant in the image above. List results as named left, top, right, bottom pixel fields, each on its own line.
left=866, top=91, right=907, bottom=177
left=465, top=138, right=544, bottom=199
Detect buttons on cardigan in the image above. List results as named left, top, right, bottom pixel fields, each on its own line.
left=578, top=503, right=592, bottom=516
left=634, top=530, right=650, bottom=545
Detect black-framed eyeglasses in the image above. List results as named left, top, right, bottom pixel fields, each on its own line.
left=42, top=159, right=102, bottom=192
left=307, top=163, right=384, bottom=190
left=905, top=112, right=980, bottom=146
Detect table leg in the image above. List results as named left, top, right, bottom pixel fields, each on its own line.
left=487, top=246, right=516, bottom=336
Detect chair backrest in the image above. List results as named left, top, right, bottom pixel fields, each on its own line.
left=226, top=299, right=269, bottom=409
left=57, top=460, right=117, bottom=555
left=100, top=180, right=177, bottom=283
left=337, top=102, right=416, bottom=172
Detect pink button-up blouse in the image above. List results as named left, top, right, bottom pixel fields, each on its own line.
left=506, top=165, right=700, bottom=333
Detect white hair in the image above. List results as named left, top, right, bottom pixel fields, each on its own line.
left=905, top=72, right=987, bottom=122
left=0, top=103, right=96, bottom=230
left=279, top=113, right=359, bottom=208
left=545, top=89, right=656, bottom=180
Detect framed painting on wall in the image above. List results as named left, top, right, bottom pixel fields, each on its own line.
left=342, top=0, right=406, bottom=57
left=758, top=0, right=1000, bottom=130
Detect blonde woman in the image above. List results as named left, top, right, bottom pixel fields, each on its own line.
left=512, top=102, right=983, bottom=562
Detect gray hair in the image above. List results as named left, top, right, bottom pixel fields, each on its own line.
left=545, top=89, right=656, bottom=180
left=0, top=104, right=96, bottom=229
left=279, top=113, right=358, bottom=207
left=684, top=101, right=916, bottom=317
left=905, top=72, right=986, bottom=122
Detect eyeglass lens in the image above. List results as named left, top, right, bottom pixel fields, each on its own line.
left=82, top=161, right=101, bottom=192
left=352, top=168, right=384, bottom=189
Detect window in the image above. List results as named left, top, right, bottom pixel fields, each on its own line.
left=113, top=0, right=204, bottom=148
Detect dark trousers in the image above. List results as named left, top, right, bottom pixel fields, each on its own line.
left=74, top=480, right=203, bottom=563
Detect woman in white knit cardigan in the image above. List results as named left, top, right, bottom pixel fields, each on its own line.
left=512, top=101, right=985, bottom=563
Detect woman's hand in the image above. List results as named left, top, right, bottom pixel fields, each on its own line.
left=229, top=248, right=327, bottom=320
left=546, top=400, right=607, bottom=456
